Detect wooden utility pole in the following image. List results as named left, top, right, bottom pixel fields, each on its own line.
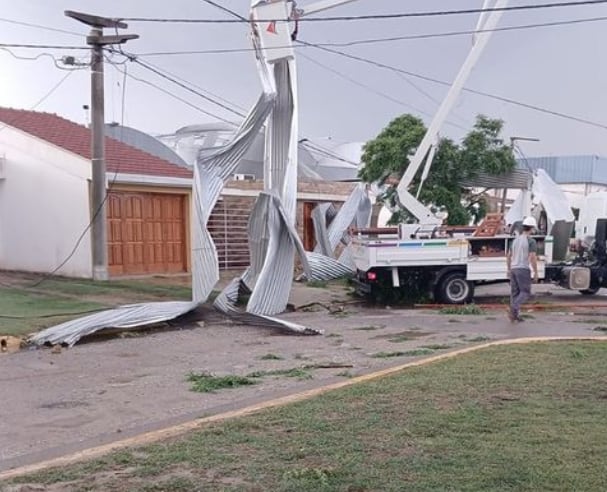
left=65, top=11, right=138, bottom=280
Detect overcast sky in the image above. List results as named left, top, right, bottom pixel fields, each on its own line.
left=1, top=0, right=607, bottom=157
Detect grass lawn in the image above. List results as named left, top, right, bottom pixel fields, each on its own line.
left=35, top=278, right=192, bottom=300
left=6, top=341, right=607, bottom=491
left=0, top=278, right=192, bottom=337
left=0, top=288, right=108, bottom=337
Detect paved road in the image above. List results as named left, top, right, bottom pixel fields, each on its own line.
left=1, top=283, right=605, bottom=473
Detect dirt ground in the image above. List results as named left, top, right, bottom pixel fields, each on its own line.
left=1, top=273, right=607, bottom=474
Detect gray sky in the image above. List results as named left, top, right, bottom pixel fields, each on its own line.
left=1, top=0, right=607, bottom=157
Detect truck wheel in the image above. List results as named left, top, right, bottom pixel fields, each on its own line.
left=437, top=272, right=474, bottom=304
left=580, top=286, right=601, bottom=295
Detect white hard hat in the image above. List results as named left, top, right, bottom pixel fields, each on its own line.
left=522, top=216, right=537, bottom=228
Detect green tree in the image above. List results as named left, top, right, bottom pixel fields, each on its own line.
left=359, top=114, right=516, bottom=226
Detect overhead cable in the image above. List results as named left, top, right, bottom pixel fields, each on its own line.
left=121, top=0, right=607, bottom=23
left=297, top=40, right=607, bottom=132
left=0, top=17, right=83, bottom=37
left=132, top=16, right=607, bottom=56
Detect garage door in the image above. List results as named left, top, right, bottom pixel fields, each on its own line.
left=107, top=191, right=188, bottom=276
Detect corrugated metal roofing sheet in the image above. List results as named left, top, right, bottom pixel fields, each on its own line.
left=459, top=168, right=532, bottom=189
left=517, top=155, right=607, bottom=185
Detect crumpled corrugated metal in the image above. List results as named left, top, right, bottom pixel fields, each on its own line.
left=299, top=183, right=372, bottom=281
left=29, top=21, right=324, bottom=347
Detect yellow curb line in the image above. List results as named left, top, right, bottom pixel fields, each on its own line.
left=2, top=335, right=606, bottom=481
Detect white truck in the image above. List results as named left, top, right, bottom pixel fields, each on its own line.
left=347, top=1, right=593, bottom=303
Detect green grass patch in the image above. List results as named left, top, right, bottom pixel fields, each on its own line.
left=467, top=335, right=492, bottom=342
left=372, top=330, right=429, bottom=341
left=12, top=342, right=607, bottom=491
left=575, top=318, right=607, bottom=325
left=0, top=288, right=108, bottom=337
left=386, top=334, right=414, bottom=343
left=306, top=280, right=328, bottom=289
left=372, top=348, right=435, bottom=358
left=187, top=372, right=257, bottom=393
left=0, top=278, right=192, bottom=337
left=439, top=304, right=485, bottom=315
left=352, top=324, right=385, bottom=331
left=336, top=371, right=354, bottom=378
left=259, top=353, right=283, bottom=360
left=247, top=368, right=313, bottom=380
left=32, top=278, right=191, bottom=299
left=421, top=344, right=452, bottom=350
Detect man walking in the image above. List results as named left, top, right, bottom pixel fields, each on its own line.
left=507, top=216, right=539, bottom=322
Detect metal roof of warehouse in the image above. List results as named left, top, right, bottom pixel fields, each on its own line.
left=517, top=155, right=607, bottom=185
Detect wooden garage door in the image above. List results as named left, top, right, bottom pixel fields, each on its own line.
left=107, top=191, right=187, bottom=276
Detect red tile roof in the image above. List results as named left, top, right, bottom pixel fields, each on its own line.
left=0, top=107, right=193, bottom=179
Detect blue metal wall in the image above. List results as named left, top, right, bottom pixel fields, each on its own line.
left=517, top=155, right=607, bottom=185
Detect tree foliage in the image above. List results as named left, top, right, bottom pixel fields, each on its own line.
left=359, top=114, right=516, bottom=225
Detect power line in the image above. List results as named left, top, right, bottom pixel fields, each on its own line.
left=110, top=51, right=358, bottom=173
left=298, top=52, right=469, bottom=131
left=121, top=0, right=607, bottom=23
left=297, top=40, right=607, bottom=132
left=0, top=46, right=90, bottom=70
left=0, top=70, right=75, bottom=134
left=33, top=61, right=133, bottom=287
left=0, top=17, right=83, bottom=37
left=0, top=43, right=89, bottom=50
left=113, top=51, right=357, bottom=164
left=0, top=307, right=109, bottom=319
left=135, top=56, right=248, bottom=116
left=106, top=57, right=238, bottom=126
left=323, top=15, right=607, bottom=47
left=300, top=140, right=359, bottom=166
left=30, top=71, right=76, bottom=108
left=132, top=57, right=246, bottom=119
left=195, top=0, right=469, bottom=159
left=200, top=0, right=248, bottom=22
left=132, top=16, right=607, bottom=57
left=196, top=0, right=607, bottom=159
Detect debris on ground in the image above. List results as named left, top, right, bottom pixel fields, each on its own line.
left=0, top=336, right=23, bottom=354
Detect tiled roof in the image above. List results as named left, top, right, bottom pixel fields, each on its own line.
left=0, top=107, right=192, bottom=179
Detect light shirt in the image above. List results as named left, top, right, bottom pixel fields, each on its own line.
left=509, top=234, right=537, bottom=270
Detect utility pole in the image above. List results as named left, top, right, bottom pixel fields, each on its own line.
left=65, top=11, right=138, bottom=280
left=500, top=136, right=540, bottom=213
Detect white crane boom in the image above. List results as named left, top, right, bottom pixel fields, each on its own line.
left=396, top=0, right=509, bottom=227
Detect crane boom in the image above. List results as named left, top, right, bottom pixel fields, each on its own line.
left=396, top=0, right=509, bottom=227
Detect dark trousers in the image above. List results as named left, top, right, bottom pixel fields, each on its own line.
left=510, top=268, right=532, bottom=318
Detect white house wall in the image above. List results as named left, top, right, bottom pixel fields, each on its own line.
left=0, top=127, right=93, bottom=277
